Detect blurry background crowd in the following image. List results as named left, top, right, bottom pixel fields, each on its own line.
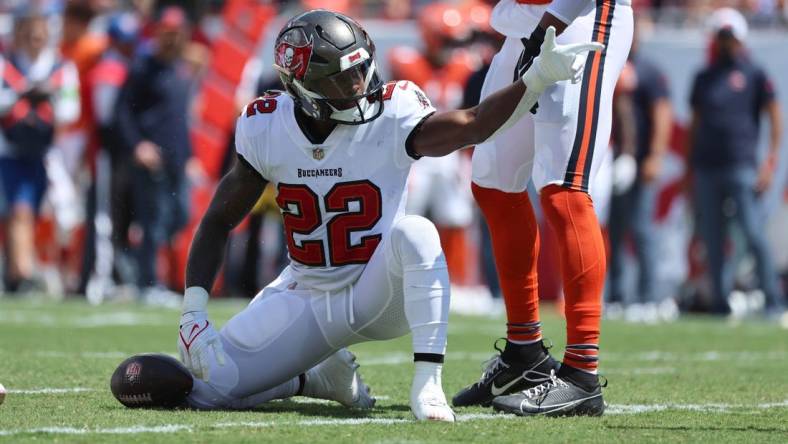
left=0, top=0, right=786, bottom=325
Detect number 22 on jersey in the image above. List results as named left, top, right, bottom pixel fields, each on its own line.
left=276, top=180, right=382, bottom=267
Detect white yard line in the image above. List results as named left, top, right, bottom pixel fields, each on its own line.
left=6, top=349, right=785, bottom=370
left=0, top=401, right=785, bottom=436
left=0, top=311, right=172, bottom=328
left=363, top=351, right=787, bottom=366
left=7, top=387, right=97, bottom=394
left=0, top=425, right=191, bottom=436
left=606, top=400, right=788, bottom=415
left=609, top=350, right=788, bottom=362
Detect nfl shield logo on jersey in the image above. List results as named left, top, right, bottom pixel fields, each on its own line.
left=312, top=148, right=325, bottom=160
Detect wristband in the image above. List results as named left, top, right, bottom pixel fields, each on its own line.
left=183, top=286, right=210, bottom=313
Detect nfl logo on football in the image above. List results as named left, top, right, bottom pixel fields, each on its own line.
left=125, top=362, right=142, bottom=384
left=312, top=148, right=325, bottom=160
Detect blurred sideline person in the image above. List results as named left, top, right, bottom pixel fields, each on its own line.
left=389, top=2, right=481, bottom=286
left=60, top=1, right=105, bottom=153
left=114, top=6, right=195, bottom=301
left=688, top=8, right=785, bottom=318
left=0, top=10, right=80, bottom=293
left=174, top=9, right=599, bottom=421
left=607, top=25, right=674, bottom=323
left=80, top=11, right=141, bottom=299
left=455, top=0, right=633, bottom=417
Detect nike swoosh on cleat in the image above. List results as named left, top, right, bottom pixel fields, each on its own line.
left=520, top=393, right=602, bottom=414
left=490, top=376, right=523, bottom=396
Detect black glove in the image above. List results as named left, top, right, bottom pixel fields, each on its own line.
left=513, top=26, right=546, bottom=114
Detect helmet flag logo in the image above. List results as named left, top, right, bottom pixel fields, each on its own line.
left=276, top=40, right=313, bottom=81
left=274, top=10, right=384, bottom=125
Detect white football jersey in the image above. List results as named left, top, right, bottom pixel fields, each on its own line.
left=235, top=81, right=436, bottom=291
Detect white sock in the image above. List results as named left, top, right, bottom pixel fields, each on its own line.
left=404, top=267, right=450, bottom=355
left=411, top=361, right=445, bottom=400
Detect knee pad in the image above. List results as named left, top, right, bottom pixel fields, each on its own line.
left=388, top=215, right=446, bottom=275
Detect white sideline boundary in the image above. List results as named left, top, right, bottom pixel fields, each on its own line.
left=0, top=401, right=785, bottom=436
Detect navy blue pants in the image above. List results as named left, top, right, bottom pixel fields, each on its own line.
left=608, top=179, right=660, bottom=304
left=694, top=166, right=785, bottom=312
left=0, top=157, right=47, bottom=215
left=131, top=166, right=189, bottom=288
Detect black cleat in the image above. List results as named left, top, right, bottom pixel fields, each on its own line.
left=491, top=369, right=606, bottom=417
left=452, top=339, right=560, bottom=408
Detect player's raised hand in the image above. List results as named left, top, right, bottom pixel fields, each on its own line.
left=177, top=287, right=225, bottom=381
left=521, top=26, right=605, bottom=93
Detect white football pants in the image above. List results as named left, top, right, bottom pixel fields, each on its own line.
left=187, top=215, right=450, bottom=409
left=472, top=1, right=633, bottom=195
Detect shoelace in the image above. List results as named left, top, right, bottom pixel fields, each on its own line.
left=521, top=361, right=554, bottom=386
left=479, top=355, right=509, bottom=382
left=522, top=369, right=568, bottom=401
left=478, top=338, right=509, bottom=381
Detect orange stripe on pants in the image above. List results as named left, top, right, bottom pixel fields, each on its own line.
left=570, top=0, right=614, bottom=190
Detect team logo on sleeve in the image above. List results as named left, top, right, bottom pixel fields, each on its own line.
left=414, top=89, right=431, bottom=109
left=275, top=40, right=313, bottom=80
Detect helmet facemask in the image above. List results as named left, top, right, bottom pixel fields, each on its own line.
left=300, top=56, right=384, bottom=125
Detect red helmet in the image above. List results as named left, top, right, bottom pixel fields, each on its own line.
left=461, top=0, right=492, bottom=35
left=418, top=3, right=472, bottom=56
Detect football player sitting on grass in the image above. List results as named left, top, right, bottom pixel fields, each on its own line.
left=110, top=9, right=602, bottom=422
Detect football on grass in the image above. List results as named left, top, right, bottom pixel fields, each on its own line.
left=110, top=353, right=193, bottom=408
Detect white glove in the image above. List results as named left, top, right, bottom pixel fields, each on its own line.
left=177, top=287, right=225, bottom=381
left=482, top=26, right=604, bottom=145
left=522, top=26, right=605, bottom=93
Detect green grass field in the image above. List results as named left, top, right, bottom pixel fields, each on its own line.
left=0, top=297, right=786, bottom=443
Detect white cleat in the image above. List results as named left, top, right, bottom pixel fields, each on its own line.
left=410, top=362, right=455, bottom=422
left=302, top=348, right=376, bottom=409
